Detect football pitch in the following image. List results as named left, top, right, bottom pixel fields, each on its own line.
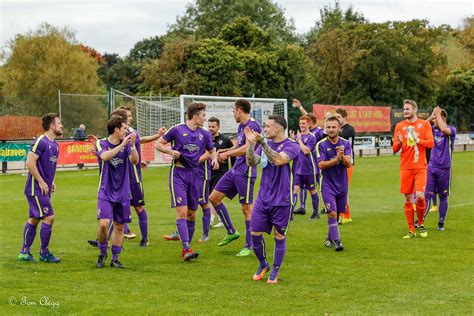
left=0, top=152, right=473, bottom=314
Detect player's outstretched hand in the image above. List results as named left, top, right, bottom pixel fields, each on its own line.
left=122, top=134, right=133, bottom=147
left=39, top=180, right=49, bottom=195
left=157, top=127, right=167, bottom=138
left=289, top=130, right=295, bottom=139
left=51, top=182, right=56, bottom=193
left=253, top=130, right=264, bottom=144
left=292, top=98, right=301, bottom=108
left=87, top=134, right=98, bottom=143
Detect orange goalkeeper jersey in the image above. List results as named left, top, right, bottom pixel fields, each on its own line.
left=393, top=119, right=434, bottom=170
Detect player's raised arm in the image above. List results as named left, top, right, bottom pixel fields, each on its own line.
left=433, top=107, right=452, bottom=136
left=99, top=133, right=133, bottom=161
left=244, top=126, right=261, bottom=166
left=129, top=133, right=139, bottom=165
left=140, top=127, right=167, bottom=144
left=293, top=98, right=309, bottom=116
left=255, top=131, right=291, bottom=166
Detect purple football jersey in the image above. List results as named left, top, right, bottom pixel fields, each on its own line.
left=24, top=135, right=59, bottom=196
left=310, top=127, right=325, bottom=143
left=127, top=127, right=142, bottom=184
left=162, top=123, right=214, bottom=169
left=316, top=137, right=352, bottom=195
left=429, top=126, right=456, bottom=169
left=231, top=118, right=262, bottom=177
left=96, top=138, right=132, bottom=202
left=294, top=132, right=317, bottom=176
left=255, top=138, right=299, bottom=206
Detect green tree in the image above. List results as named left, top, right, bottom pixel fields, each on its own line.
left=169, top=0, right=295, bottom=43
left=437, top=68, right=474, bottom=131
left=0, top=23, right=105, bottom=133
left=128, top=36, right=165, bottom=63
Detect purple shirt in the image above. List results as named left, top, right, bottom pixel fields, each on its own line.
left=162, top=123, right=214, bottom=170
left=231, top=118, right=262, bottom=177
left=256, top=138, right=300, bottom=206
left=311, top=127, right=325, bottom=143
left=294, top=132, right=318, bottom=176
left=96, top=138, right=132, bottom=202
left=429, top=125, right=456, bottom=169
left=127, top=127, right=142, bottom=184
left=24, top=135, right=59, bottom=196
left=316, top=137, right=352, bottom=195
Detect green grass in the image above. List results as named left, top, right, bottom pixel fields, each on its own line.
left=0, top=152, right=473, bottom=314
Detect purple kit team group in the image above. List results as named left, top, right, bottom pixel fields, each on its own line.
left=17, top=98, right=453, bottom=284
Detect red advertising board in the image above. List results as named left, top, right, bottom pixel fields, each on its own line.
left=58, top=141, right=97, bottom=164
left=312, top=104, right=391, bottom=132
left=57, top=141, right=156, bottom=165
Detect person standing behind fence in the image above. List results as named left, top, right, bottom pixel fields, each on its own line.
left=335, top=108, right=356, bottom=224
left=74, top=124, right=87, bottom=169
left=18, top=113, right=63, bottom=263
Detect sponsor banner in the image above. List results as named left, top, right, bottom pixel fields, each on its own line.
left=0, top=142, right=29, bottom=162
left=375, top=135, right=393, bottom=148
left=455, top=133, right=472, bottom=145
left=141, top=142, right=155, bottom=161
left=58, top=141, right=97, bottom=164
left=391, top=109, right=431, bottom=130
left=313, top=104, right=392, bottom=132
left=354, top=136, right=376, bottom=149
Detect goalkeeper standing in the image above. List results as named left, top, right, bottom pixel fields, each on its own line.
left=392, top=100, right=433, bottom=239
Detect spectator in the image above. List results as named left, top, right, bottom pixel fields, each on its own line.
left=73, top=124, right=86, bottom=140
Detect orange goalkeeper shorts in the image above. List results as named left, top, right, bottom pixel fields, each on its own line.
left=347, top=165, right=354, bottom=185
left=400, top=168, right=427, bottom=194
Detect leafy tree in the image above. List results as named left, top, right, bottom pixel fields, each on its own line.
left=437, top=68, right=474, bottom=131
left=128, top=36, right=165, bottom=63
left=169, top=0, right=296, bottom=43
left=218, top=16, right=271, bottom=49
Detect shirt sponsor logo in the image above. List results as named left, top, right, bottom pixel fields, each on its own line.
left=110, top=157, right=124, bottom=167
left=49, top=156, right=58, bottom=162
left=184, top=144, right=200, bottom=152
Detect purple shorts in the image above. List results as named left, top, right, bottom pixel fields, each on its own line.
left=198, top=177, right=210, bottom=206
left=130, top=182, right=145, bottom=207
left=250, top=198, right=292, bottom=235
left=321, top=191, right=347, bottom=213
left=26, top=195, right=54, bottom=218
left=294, top=174, right=319, bottom=190
left=97, top=199, right=131, bottom=224
left=170, top=166, right=200, bottom=211
left=426, top=166, right=451, bottom=195
left=214, top=171, right=255, bottom=204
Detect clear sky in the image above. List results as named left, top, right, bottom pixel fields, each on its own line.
left=1, top=0, right=472, bottom=57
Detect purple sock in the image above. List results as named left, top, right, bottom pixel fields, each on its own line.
left=245, top=220, right=251, bottom=248
left=123, top=223, right=129, bottom=234
left=40, top=222, right=52, bottom=255
left=215, top=203, right=236, bottom=234
left=202, top=207, right=211, bottom=236
left=176, top=219, right=190, bottom=250
left=186, top=220, right=196, bottom=243
left=251, top=235, right=267, bottom=267
left=138, top=210, right=148, bottom=241
left=21, top=222, right=37, bottom=254
left=328, top=217, right=340, bottom=241
left=108, top=222, right=114, bottom=242
left=111, top=245, right=122, bottom=261
left=98, top=241, right=108, bottom=257
left=272, top=237, right=287, bottom=276
left=438, top=195, right=448, bottom=224
left=311, top=193, right=319, bottom=213
left=300, top=190, right=307, bottom=208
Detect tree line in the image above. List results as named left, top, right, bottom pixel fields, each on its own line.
left=0, top=0, right=472, bottom=132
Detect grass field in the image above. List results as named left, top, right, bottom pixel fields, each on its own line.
left=0, top=152, right=473, bottom=314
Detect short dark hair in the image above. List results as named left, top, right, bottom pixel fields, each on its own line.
left=235, top=99, right=251, bottom=114
left=268, top=115, right=287, bottom=130
left=440, top=109, right=447, bottom=119
left=306, top=113, right=317, bottom=124
left=335, top=108, right=347, bottom=118
left=107, top=115, right=126, bottom=135
left=119, top=105, right=132, bottom=112
left=187, top=102, right=206, bottom=120
left=208, top=117, right=220, bottom=126
left=326, top=116, right=341, bottom=126
left=111, top=109, right=128, bottom=122
left=42, top=113, right=59, bottom=131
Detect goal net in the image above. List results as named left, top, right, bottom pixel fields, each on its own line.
left=111, top=90, right=287, bottom=136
